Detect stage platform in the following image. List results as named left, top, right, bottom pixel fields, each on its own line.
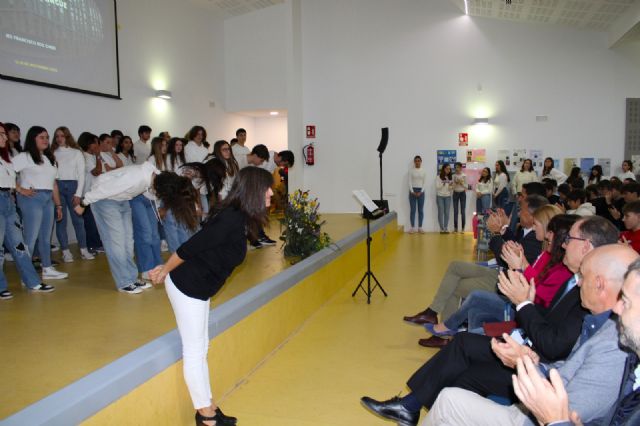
left=0, top=212, right=400, bottom=425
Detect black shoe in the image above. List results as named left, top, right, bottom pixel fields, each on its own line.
left=195, top=410, right=236, bottom=426
left=216, top=407, right=237, bottom=425
left=361, top=396, right=419, bottom=426
left=0, top=290, right=13, bottom=300
left=249, top=240, right=263, bottom=250
left=258, top=236, right=277, bottom=246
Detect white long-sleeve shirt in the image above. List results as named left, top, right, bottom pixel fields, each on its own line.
left=493, top=172, right=509, bottom=195
left=476, top=180, right=493, bottom=195
left=408, top=167, right=426, bottom=191
left=436, top=176, right=453, bottom=197
left=452, top=172, right=467, bottom=192
left=55, top=146, right=86, bottom=197
left=184, top=141, right=209, bottom=163
left=83, top=162, right=158, bottom=205
left=541, top=168, right=567, bottom=185
left=133, top=139, right=151, bottom=165
left=619, top=171, right=636, bottom=181
left=512, top=170, right=538, bottom=194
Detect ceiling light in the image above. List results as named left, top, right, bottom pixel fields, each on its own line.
left=473, top=117, right=489, bottom=125
left=155, top=90, right=172, bottom=100
left=464, top=0, right=469, bottom=15
left=270, top=111, right=279, bottom=116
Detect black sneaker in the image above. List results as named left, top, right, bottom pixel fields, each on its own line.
left=249, top=240, right=263, bottom=250
left=29, top=284, right=55, bottom=293
left=0, top=290, right=13, bottom=299
left=118, top=285, right=142, bottom=294
left=134, top=281, right=152, bottom=290
left=259, top=236, right=277, bottom=246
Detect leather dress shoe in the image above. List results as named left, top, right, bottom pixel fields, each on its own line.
left=418, top=336, right=450, bottom=348
left=361, top=396, right=420, bottom=426
left=403, top=309, right=438, bottom=325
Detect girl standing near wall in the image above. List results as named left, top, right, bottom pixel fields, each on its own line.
left=475, top=167, right=492, bottom=214
left=168, top=137, right=186, bottom=173
left=148, top=137, right=168, bottom=171
left=541, top=157, right=567, bottom=184
left=588, top=165, right=604, bottom=185
left=619, top=160, right=635, bottom=181
left=452, top=162, right=467, bottom=233
left=436, top=163, right=453, bottom=234
left=116, top=136, right=136, bottom=166
left=408, top=155, right=426, bottom=233
left=493, top=160, right=510, bottom=209
left=213, top=140, right=239, bottom=200
left=512, top=159, right=537, bottom=195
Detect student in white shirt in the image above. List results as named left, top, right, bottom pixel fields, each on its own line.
left=77, top=132, right=104, bottom=253
left=475, top=167, right=493, bottom=214
left=99, top=133, right=123, bottom=171
left=52, top=126, right=94, bottom=263
left=167, top=137, right=186, bottom=173
left=541, top=157, right=567, bottom=184
left=493, top=160, right=510, bottom=209
left=13, top=126, right=68, bottom=280
left=0, top=123, right=55, bottom=299
left=5, top=123, right=22, bottom=156
left=115, top=135, right=136, bottom=166
left=436, top=163, right=453, bottom=234
left=408, top=155, right=426, bottom=233
left=213, top=140, right=239, bottom=200
left=451, top=162, right=467, bottom=233
left=133, top=125, right=152, bottom=165
left=619, top=160, right=636, bottom=181
left=512, top=158, right=538, bottom=195
left=239, top=144, right=275, bottom=248
left=231, top=128, right=250, bottom=165
left=147, top=137, right=168, bottom=171
left=184, top=126, right=210, bottom=163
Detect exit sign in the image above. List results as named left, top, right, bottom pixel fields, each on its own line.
left=306, top=125, right=316, bottom=139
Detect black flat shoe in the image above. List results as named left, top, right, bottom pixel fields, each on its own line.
left=195, top=409, right=237, bottom=426
left=361, top=396, right=419, bottom=426
left=216, top=407, right=237, bottom=424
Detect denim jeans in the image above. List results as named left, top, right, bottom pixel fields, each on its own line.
left=494, top=188, right=509, bottom=209
left=475, top=194, right=492, bottom=214
left=129, top=194, right=162, bottom=273
left=409, top=187, right=425, bottom=228
left=443, top=290, right=511, bottom=330
left=452, top=191, right=466, bottom=230
left=91, top=199, right=138, bottom=289
left=55, top=180, right=87, bottom=249
left=83, top=205, right=103, bottom=250
left=163, top=209, right=197, bottom=253
left=17, top=190, right=54, bottom=268
left=436, top=195, right=451, bottom=231
left=0, top=191, right=41, bottom=290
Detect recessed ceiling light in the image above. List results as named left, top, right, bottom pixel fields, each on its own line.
left=270, top=111, right=279, bottom=116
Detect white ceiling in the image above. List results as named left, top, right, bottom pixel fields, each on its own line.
left=450, top=0, right=638, bottom=33
left=189, top=0, right=284, bottom=18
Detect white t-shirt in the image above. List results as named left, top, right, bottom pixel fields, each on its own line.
left=147, top=155, right=168, bottom=171
left=184, top=141, right=209, bottom=163
left=55, top=146, right=86, bottom=196
left=619, top=170, right=636, bottom=181
left=0, top=158, right=16, bottom=189
left=133, top=139, right=151, bottom=165
left=117, top=152, right=134, bottom=167
left=13, top=152, right=58, bottom=190
left=101, top=152, right=118, bottom=169
left=232, top=144, right=250, bottom=167
left=84, top=162, right=158, bottom=204
left=83, top=152, right=97, bottom=195
left=167, top=154, right=184, bottom=173
left=261, top=151, right=277, bottom=173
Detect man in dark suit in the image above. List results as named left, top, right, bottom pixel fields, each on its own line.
left=362, top=216, right=620, bottom=426
left=512, top=257, right=640, bottom=426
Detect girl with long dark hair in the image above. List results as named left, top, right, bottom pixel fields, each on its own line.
left=149, top=167, right=274, bottom=426
left=168, top=137, right=186, bottom=173
left=588, top=165, right=603, bottom=185
left=156, top=172, right=200, bottom=253
left=213, top=140, right=239, bottom=199
left=116, top=135, right=136, bottom=166
left=475, top=167, right=492, bottom=214
left=493, top=160, right=510, bottom=209
left=436, top=163, right=453, bottom=233
left=13, top=126, right=68, bottom=280
left=541, top=157, right=567, bottom=184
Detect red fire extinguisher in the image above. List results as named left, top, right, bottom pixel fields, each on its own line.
left=303, top=143, right=315, bottom=165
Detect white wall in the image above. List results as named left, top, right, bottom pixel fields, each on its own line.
left=0, top=0, right=254, bottom=142
left=254, top=116, right=288, bottom=152
left=297, top=0, right=640, bottom=230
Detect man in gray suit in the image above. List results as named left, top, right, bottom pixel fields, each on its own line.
left=422, top=243, right=639, bottom=426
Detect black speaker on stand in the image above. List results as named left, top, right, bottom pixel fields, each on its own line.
left=362, top=127, right=389, bottom=219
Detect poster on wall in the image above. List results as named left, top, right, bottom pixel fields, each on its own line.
left=472, top=149, right=486, bottom=163
left=465, top=162, right=484, bottom=190
left=529, top=149, right=544, bottom=170
left=458, top=133, right=468, bottom=146
left=437, top=150, right=457, bottom=169
left=580, top=158, right=595, bottom=177
left=497, top=149, right=510, bottom=167
left=510, top=149, right=527, bottom=171
left=563, top=158, right=578, bottom=176
left=597, top=158, right=611, bottom=177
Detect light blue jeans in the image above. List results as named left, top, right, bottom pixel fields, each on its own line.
left=91, top=199, right=138, bottom=289
left=129, top=194, right=162, bottom=273
left=55, top=180, right=87, bottom=250
left=443, top=290, right=511, bottom=331
left=409, top=187, right=425, bottom=228
left=0, top=191, right=41, bottom=290
left=436, top=195, right=451, bottom=231
left=17, top=190, right=54, bottom=268
left=163, top=209, right=197, bottom=253
left=476, top=194, right=492, bottom=214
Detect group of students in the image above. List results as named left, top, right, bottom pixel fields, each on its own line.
left=360, top=157, right=640, bottom=425
left=0, top=122, right=294, bottom=300
left=408, top=154, right=638, bottom=234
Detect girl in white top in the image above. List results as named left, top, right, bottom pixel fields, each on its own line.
left=588, top=165, right=604, bottom=185
left=619, top=160, right=636, bottom=181
left=147, top=137, right=168, bottom=171
left=184, top=126, right=210, bottom=163
left=436, top=163, right=453, bottom=233
left=116, top=135, right=136, bottom=166
left=512, top=159, right=538, bottom=195
left=475, top=167, right=493, bottom=214
left=13, top=126, right=68, bottom=280
left=98, top=134, right=123, bottom=171
left=213, top=140, right=240, bottom=201
left=52, top=126, right=94, bottom=262
left=493, top=160, right=510, bottom=209
left=408, top=155, right=426, bottom=233
left=167, top=137, right=186, bottom=173
left=451, top=162, right=467, bottom=233
left=541, top=157, right=567, bottom=184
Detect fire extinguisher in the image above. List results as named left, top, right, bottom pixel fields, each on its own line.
left=303, top=143, right=315, bottom=165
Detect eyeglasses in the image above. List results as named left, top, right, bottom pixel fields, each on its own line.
left=564, top=234, right=590, bottom=244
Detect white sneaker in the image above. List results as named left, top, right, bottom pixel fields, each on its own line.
left=62, top=249, right=74, bottom=263
left=51, top=244, right=60, bottom=252
left=118, top=285, right=142, bottom=294
left=160, top=240, right=169, bottom=252
left=42, top=266, right=68, bottom=280
left=80, top=248, right=95, bottom=260
left=407, top=227, right=416, bottom=234
left=418, top=228, right=426, bottom=234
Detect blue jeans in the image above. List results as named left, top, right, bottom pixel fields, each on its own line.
left=83, top=205, right=102, bottom=250
left=409, top=187, right=425, bottom=228
left=0, top=192, right=41, bottom=290
left=436, top=195, right=451, bottom=231
left=17, top=190, right=54, bottom=268
left=452, top=191, right=466, bottom=230
left=494, top=188, right=509, bottom=209
left=163, top=209, right=197, bottom=253
left=91, top=199, right=138, bottom=289
left=129, top=194, right=162, bottom=273
left=443, top=290, right=511, bottom=330
left=476, top=194, right=492, bottom=214
left=55, top=180, right=87, bottom=249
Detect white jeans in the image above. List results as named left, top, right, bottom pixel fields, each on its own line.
left=165, top=275, right=212, bottom=409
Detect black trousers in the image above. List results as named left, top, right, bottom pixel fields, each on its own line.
left=406, top=332, right=515, bottom=408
